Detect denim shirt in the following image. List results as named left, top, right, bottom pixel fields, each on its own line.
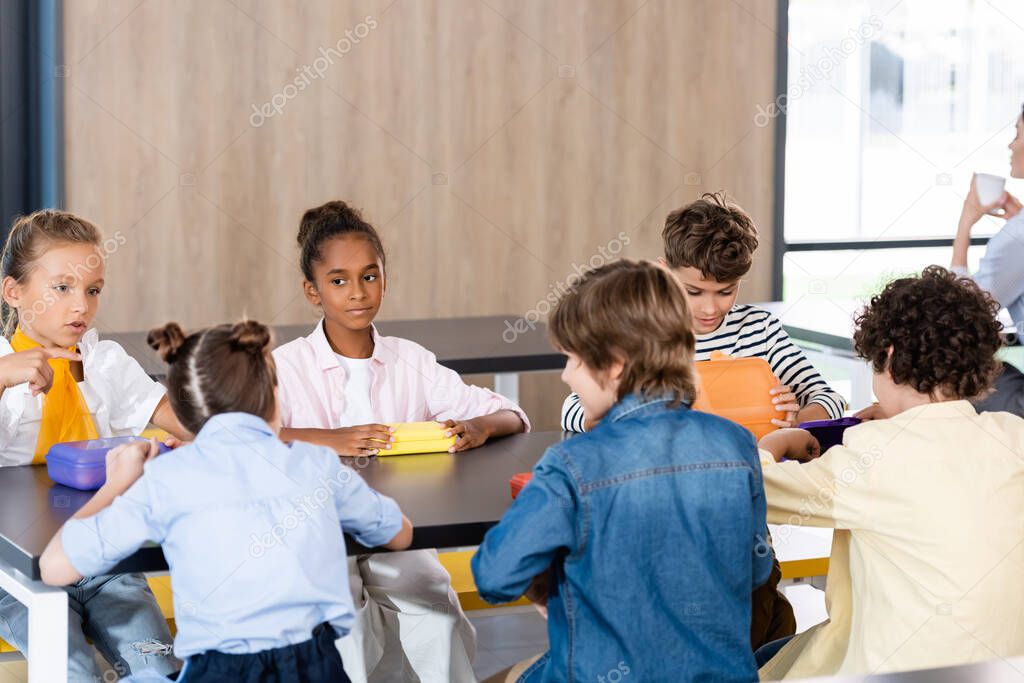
left=472, top=393, right=771, bottom=683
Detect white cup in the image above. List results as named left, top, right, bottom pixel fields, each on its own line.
left=975, top=173, right=1006, bottom=206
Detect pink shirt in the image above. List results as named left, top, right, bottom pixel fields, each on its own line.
left=273, top=320, right=531, bottom=431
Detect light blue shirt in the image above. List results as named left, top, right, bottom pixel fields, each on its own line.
left=956, top=214, right=1024, bottom=333
left=62, top=412, right=402, bottom=659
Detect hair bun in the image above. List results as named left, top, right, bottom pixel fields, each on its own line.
left=147, top=322, right=187, bottom=363
left=229, top=320, right=272, bottom=355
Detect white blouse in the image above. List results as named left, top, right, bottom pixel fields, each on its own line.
left=0, top=329, right=166, bottom=467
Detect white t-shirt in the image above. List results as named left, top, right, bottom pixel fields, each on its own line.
left=0, top=329, right=167, bottom=467
left=335, top=354, right=374, bottom=426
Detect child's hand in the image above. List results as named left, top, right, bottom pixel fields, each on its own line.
left=330, top=424, right=395, bottom=456
left=759, top=428, right=821, bottom=463
left=524, top=569, right=551, bottom=619
left=104, top=438, right=161, bottom=495
left=769, top=384, right=800, bottom=428
left=0, top=347, right=81, bottom=395
left=162, top=436, right=189, bottom=449
left=440, top=418, right=490, bottom=452
left=853, top=403, right=886, bottom=421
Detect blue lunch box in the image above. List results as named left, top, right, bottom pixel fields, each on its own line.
left=45, top=436, right=170, bottom=491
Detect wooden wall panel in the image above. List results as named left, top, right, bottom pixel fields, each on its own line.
left=63, top=0, right=779, bottom=430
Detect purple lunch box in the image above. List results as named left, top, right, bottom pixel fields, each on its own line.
left=45, top=437, right=170, bottom=491
left=798, top=417, right=862, bottom=451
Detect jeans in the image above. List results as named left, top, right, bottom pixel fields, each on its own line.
left=0, top=572, right=180, bottom=682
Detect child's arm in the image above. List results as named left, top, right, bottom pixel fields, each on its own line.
left=794, top=402, right=830, bottom=423
left=101, top=339, right=191, bottom=440
left=383, top=515, right=414, bottom=550
left=472, top=450, right=577, bottom=604
left=560, top=393, right=600, bottom=433
left=324, top=450, right=413, bottom=549
left=763, top=316, right=846, bottom=424
left=755, top=430, right=867, bottom=529
left=149, top=395, right=192, bottom=441
left=441, top=409, right=524, bottom=452
left=758, top=428, right=822, bottom=463
left=280, top=424, right=395, bottom=455
left=40, top=440, right=162, bottom=585
left=424, top=352, right=530, bottom=449
left=0, top=347, right=81, bottom=398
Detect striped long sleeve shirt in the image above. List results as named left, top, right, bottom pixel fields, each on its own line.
left=560, top=304, right=847, bottom=432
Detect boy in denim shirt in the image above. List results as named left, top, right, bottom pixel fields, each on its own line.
left=473, top=260, right=771, bottom=682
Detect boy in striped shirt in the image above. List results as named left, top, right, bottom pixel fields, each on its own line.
left=561, top=192, right=846, bottom=433
left=559, top=192, right=846, bottom=651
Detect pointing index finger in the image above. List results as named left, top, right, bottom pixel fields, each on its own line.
left=43, top=348, right=82, bottom=362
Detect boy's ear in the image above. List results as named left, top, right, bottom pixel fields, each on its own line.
left=302, top=279, right=321, bottom=306
left=607, top=354, right=626, bottom=382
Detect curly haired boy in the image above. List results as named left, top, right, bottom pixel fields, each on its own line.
left=756, top=266, right=1024, bottom=679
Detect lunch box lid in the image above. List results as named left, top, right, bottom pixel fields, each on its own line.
left=692, top=355, right=781, bottom=439
left=46, top=436, right=160, bottom=467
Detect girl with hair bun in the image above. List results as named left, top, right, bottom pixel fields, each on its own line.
left=39, top=319, right=413, bottom=683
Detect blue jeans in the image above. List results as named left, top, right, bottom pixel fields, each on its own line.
left=0, top=572, right=180, bottom=682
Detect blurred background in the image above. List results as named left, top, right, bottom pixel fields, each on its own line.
left=1, top=0, right=1022, bottom=428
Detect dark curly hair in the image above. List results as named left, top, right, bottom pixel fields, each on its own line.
left=853, top=266, right=1003, bottom=400
left=662, top=192, right=759, bottom=282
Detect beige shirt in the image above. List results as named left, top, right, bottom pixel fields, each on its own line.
left=759, top=401, right=1024, bottom=679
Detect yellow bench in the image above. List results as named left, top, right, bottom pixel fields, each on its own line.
left=779, top=558, right=830, bottom=581
left=438, top=550, right=530, bottom=610
left=145, top=554, right=828, bottom=616
left=0, top=555, right=830, bottom=655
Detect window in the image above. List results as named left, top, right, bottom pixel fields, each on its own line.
left=778, top=0, right=1024, bottom=303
